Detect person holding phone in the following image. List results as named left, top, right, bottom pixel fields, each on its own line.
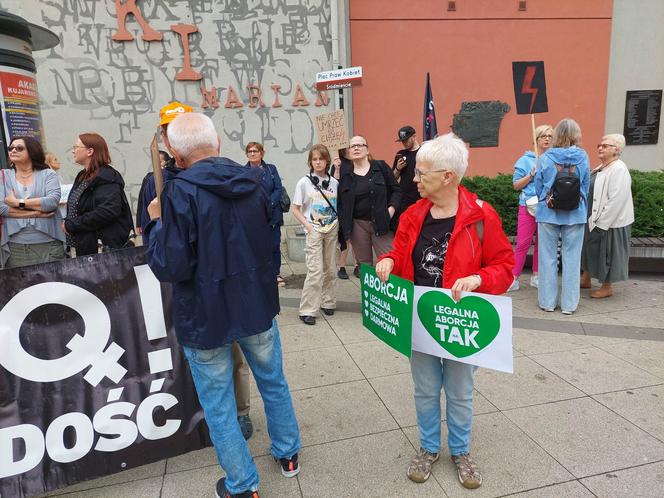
left=392, top=125, right=421, bottom=229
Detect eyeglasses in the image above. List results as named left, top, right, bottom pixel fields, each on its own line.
left=71, top=145, right=88, bottom=151
left=597, top=143, right=616, bottom=149
left=8, top=145, right=25, bottom=152
left=246, top=149, right=261, bottom=154
left=414, top=167, right=448, bottom=179
left=349, top=143, right=368, bottom=149
left=538, top=134, right=553, bottom=139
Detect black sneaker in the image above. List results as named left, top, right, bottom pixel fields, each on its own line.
left=353, top=265, right=360, bottom=278
left=275, top=453, right=300, bottom=478
left=337, top=267, right=349, bottom=279
left=215, top=477, right=259, bottom=498
left=321, top=308, right=335, bottom=316
left=299, top=315, right=316, bottom=325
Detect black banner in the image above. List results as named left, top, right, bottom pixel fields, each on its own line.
left=512, top=61, right=549, bottom=114
left=0, top=248, right=211, bottom=498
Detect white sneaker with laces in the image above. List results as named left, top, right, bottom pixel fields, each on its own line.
left=507, top=277, right=519, bottom=292
left=530, top=275, right=539, bottom=288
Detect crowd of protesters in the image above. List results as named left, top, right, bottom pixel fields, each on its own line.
left=0, top=102, right=637, bottom=495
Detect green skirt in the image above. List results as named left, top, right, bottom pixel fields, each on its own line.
left=581, top=224, right=631, bottom=283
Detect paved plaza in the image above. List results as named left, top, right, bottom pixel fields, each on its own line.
left=42, top=256, right=664, bottom=498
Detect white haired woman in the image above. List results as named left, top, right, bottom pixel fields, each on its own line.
left=534, top=118, right=590, bottom=314
left=580, top=134, right=634, bottom=298
left=508, top=124, right=553, bottom=291
left=375, top=133, right=513, bottom=489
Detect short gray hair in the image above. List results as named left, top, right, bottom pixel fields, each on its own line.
left=552, top=118, right=582, bottom=148
left=602, top=133, right=626, bottom=154
left=167, top=113, right=218, bottom=159
left=416, top=133, right=469, bottom=180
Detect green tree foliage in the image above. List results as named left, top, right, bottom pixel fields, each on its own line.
left=461, top=171, right=664, bottom=237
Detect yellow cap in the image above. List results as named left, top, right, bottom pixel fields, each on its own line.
left=159, top=101, right=193, bottom=126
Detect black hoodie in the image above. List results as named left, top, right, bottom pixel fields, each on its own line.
left=65, top=165, right=133, bottom=255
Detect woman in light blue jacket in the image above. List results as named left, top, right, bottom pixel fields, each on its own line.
left=1, top=136, right=65, bottom=268
left=534, top=119, right=590, bottom=315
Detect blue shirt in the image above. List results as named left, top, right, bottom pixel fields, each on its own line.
left=512, top=151, right=537, bottom=206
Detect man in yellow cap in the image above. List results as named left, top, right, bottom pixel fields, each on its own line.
left=137, top=102, right=255, bottom=440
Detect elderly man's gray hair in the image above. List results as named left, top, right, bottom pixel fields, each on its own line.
left=416, top=133, right=469, bottom=180
left=167, top=113, right=218, bottom=159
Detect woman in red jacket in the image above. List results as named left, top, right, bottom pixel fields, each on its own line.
left=376, top=133, right=513, bottom=490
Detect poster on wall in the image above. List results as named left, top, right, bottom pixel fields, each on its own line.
left=0, top=248, right=211, bottom=498
left=0, top=67, right=43, bottom=142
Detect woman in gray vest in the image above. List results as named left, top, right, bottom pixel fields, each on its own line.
left=0, top=136, right=65, bottom=268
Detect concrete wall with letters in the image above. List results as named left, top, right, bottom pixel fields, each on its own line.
left=2, top=0, right=336, bottom=223
left=605, top=0, right=664, bottom=171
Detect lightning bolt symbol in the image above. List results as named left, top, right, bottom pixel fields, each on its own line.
left=521, top=65, right=538, bottom=113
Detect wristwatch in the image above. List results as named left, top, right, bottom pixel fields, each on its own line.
left=19, top=199, right=26, bottom=209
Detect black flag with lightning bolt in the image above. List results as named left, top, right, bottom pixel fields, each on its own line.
left=423, top=72, right=438, bottom=140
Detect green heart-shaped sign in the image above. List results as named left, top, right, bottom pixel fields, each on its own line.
left=417, top=291, right=500, bottom=358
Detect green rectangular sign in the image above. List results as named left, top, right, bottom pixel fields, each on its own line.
left=360, top=263, right=414, bottom=357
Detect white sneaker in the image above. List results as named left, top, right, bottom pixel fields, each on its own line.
left=529, top=275, right=539, bottom=288
left=507, top=278, right=520, bottom=292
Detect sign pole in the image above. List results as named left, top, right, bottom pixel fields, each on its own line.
left=530, top=113, right=538, bottom=158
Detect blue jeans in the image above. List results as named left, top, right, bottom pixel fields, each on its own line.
left=537, top=222, right=584, bottom=312
left=183, top=320, right=300, bottom=494
left=410, top=350, right=476, bottom=456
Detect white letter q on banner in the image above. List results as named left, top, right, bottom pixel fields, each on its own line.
left=0, top=282, right=127, bottom=386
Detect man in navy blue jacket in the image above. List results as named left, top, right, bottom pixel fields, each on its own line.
left=144, top=113, right=301, bottom=498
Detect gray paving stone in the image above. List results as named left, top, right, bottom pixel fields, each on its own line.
left=504, top=397, right=664, bottom=478
left=512, top=328, right=588, bottom=355
left=298, top=430, right=445, bottom=498
left=529, top=347, right=663, bottom=395
left=276, top=307, right=306, bottom=327
left=162, top=454, right=301, bottom=498
left=47, top=477, right=162, bottom=498
left=402, top=412, right=573, bottom=497
left=580, top=461, right=664, bottom=498
left=292, top=380, right=398, bottom=446
left=503, top=480, right=594, bottom=497
left=166, top=447, right=217, bottom=474
left=278, top=320, right=342, bottom=353
left=596, top=340, right=664, bottom=378
left=593, top=385, right=664, bottom=441
left=475, top=356, right=585, bottom=410
left=567, top=305, right=664, bottom=328
left=345, top=341, right=410, bottom=378
left=324, top=313, right=379, bottom=345
left=282, top=345, right=364, bottom=391
left=45, top=461, right=165, bottom=496
left=369, top=372, right=497, bottom=428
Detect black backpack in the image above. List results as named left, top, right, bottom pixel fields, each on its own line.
left=547, top=164, right=580, bottom=210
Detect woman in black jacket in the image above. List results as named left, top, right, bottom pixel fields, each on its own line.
left=64, top=133, right=133, bottom=256
left=338, top=135, right=401, bottom=270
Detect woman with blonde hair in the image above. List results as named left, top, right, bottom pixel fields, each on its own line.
left=508, top=124, right=553, bottom=291
left=292, top=144, right=339, bottom=325
left=580, top=134, right=634, bottom=298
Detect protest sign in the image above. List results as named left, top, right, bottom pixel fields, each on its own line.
left=360, top=264, right=413, bottom=357
left=512, top=61, right=549, bottom=156
left=0, top=248, right=211, bottom=498
left=412, top=288, right=513, bottom=373
left=512, top=61, right=548, bottom=115
left=314, top=110, right=349, bottom=153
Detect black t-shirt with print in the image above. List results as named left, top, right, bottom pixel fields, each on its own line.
left=352, top=171, right=372, bottom=220
left=412, top=213, right=456, bottom=288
